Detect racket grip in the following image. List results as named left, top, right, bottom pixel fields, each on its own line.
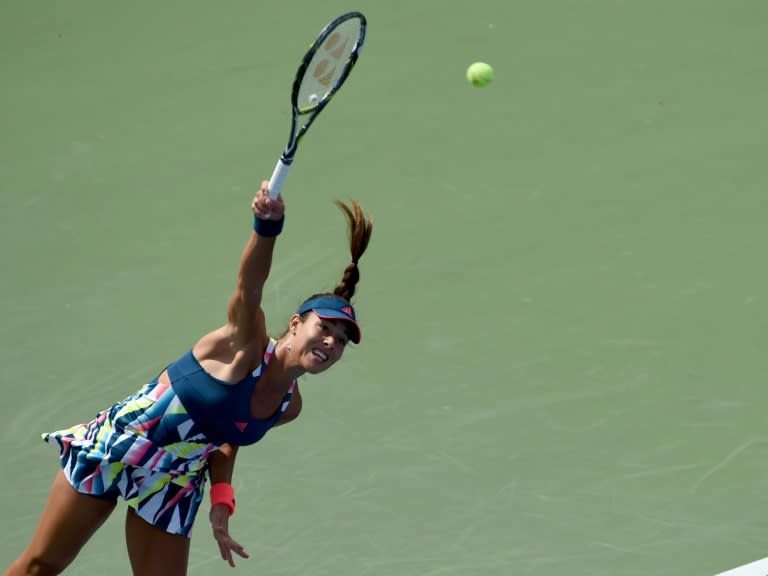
left=268, top=158, right=291, bottom=199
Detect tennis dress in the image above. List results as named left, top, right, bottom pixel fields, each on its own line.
left=43, top=339, right=295, bottom=536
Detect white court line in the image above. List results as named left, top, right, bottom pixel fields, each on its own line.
left=715, top=557, right=768, bottom=576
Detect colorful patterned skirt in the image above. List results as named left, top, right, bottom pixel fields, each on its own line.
left=44, top=377, right=219, bottom=537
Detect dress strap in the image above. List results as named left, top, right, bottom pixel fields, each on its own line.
left=250, top=338, right=278, bottom=379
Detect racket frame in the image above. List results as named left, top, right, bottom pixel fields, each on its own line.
left=268, top=11, right=366, bottom=199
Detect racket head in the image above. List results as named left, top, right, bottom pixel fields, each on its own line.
left=284, top=12, right=366, bottom=158
left=269, top=12, right=366, bottom=200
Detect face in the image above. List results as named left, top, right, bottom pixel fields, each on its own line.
left=288, top=312, right=350, bottom=374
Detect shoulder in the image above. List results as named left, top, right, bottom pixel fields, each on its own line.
left=195, top=314, right=269, bottom=354
left=190, top=321, right=271, bottom=382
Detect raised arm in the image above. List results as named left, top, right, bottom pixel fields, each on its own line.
left=226, top=181, right=285, bottom=346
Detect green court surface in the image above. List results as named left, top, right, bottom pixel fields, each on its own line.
left=2, top=1, right=767, bottom=575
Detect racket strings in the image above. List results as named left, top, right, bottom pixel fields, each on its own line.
left=296, top=19, right=363, bottom=113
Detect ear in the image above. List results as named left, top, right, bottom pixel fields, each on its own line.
left=288, top=314, right=302, bottom=334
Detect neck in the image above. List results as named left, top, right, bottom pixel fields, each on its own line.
left=271, top=336, right=306, bottom=382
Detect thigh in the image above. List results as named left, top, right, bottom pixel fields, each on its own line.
left=9, top=470, right=117, bottom=575
left=125, top=507, right=190, bottom=576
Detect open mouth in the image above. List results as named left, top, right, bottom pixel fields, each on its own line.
left=311, top=349, right=328, bottom=362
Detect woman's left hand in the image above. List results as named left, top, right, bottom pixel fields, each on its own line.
left=210, top=504, right=249, bottom=567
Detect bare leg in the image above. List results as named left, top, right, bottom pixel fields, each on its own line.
left=125, top=507, right=190, bottom=576
left=4, top=470, right=117, bottom=576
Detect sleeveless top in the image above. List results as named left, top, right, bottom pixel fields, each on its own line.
left=167, top=339, right=295, bottom=446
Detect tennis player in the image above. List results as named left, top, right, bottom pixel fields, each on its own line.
left=4, top=181, right=373, bottom=576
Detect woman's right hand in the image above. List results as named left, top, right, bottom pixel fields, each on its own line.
left=252, top=180, right=285, bottom=221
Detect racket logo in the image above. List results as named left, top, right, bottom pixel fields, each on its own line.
left=312, top=32, right=350, bottom=87
left=325, top=31, right=351, bottom=61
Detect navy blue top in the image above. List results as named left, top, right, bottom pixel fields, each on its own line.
left=167, top=339, right=295, bottom=446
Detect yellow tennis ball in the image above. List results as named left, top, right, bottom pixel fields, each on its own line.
left=466, top=61, right=494, bottom=88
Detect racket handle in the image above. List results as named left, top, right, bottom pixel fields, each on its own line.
left=268, top=158, right=291, bottom=199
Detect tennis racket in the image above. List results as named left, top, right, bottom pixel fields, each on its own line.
left=268, top=11, right=367, bottom=200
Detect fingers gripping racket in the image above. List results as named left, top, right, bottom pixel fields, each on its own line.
left=268, top=12, right=366, bottom=200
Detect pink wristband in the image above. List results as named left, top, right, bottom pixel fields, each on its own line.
left=210, top=482, right=236, bottom=516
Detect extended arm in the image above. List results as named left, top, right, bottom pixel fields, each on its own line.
left=208, top=445, right=249, bottom=567
left=226, top=181, right=285, bottom=347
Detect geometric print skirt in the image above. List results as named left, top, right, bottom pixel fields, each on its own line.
left=43, top=377, right=219, bottom=537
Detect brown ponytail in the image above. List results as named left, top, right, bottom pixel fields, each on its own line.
left=331, top=199, right=373, bottom=302
left=294, top=200, right=373, bottom=330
